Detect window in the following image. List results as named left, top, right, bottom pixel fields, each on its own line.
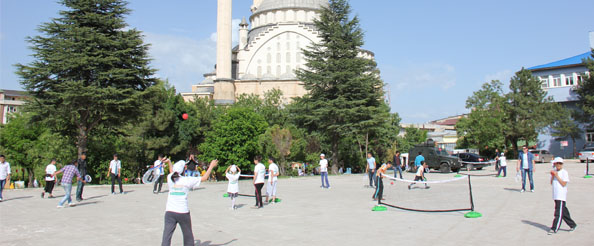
left=540, top=77, right=549, bottom=88
left=565, top=75, right=574, bottom=85
left=587, top=131, right=594, bottom=143
left=552, top=75, right=562, bottom=87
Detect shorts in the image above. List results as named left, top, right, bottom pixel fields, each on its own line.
left=266, top=181, right=278, bottom=196
left=413, top=176, right=424, bottom=181
left=227, top=192, right=238, bottom=198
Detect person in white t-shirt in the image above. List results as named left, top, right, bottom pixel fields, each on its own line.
left=319, top=153, right=330, bottom=189
left=161, top=159, right=217, bottom=246
left=408, top=161, right=430, bottom=190
left=266, top=157, right=280, bottom=204
left=42, top=159, right=57, bottom=198
left=548, top=157, right=577, bottom=235
left=225, top=165, right=241, bottom=210
left=153, top=154, right=171, bottom=194
left=252, top=156, right=266, bottom=209
left=108, top=154, right=123, bottom=194
left=497, top=152, right=507, bottom=177
left=0, top=155, right=11, bottom=202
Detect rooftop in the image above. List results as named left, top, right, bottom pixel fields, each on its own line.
left=527, top=51, right=591, bottom=71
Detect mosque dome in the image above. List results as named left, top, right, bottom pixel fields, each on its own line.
left=253, top=0, right=328, bottom=15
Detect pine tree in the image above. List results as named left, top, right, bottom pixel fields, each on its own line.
left=16, top=0, right=156, bottom=156
left=295, top=0, right=388, bottom=173
left=576, top=50, right=594, bottom=128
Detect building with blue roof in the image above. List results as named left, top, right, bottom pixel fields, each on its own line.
left=526, top=34, right=593, bottom=159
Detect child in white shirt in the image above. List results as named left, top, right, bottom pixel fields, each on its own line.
left=548, top=157, right=577, bottom=235
left=225, top=165, right=241, bottom=210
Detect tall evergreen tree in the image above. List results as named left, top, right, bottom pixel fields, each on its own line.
left=504, top=68, right=557, bottom=154
left=295, top=0, right=387, bottom=173
left=16, top=0, right=156, bottom=157
left=576, top=50, right=594, bottom=128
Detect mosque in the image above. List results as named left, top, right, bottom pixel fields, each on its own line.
left=181, top=0, right=374, bottom=104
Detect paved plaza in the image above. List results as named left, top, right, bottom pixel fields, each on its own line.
left=1, top=160, right=593, bottom=246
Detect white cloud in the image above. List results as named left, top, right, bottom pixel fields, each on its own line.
left=144, top=19, right=242, bottom=92
left=382, top=62, right=457, bottom=91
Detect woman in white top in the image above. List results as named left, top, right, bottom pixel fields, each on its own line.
left=225, top=165, right=241, bottom=210
left=42, top=159, right=57, bottom=198
left=497, top=152, right=507, bottom=177
left=161, top=159, right=218, bottom=246
left=252, top=156, right=266, bottom=209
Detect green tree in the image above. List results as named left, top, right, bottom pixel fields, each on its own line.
left=16, top=0, right=156, bottom=159
left=258, top=125, right=293, bottom=175
left=294, top=0, right=387, bottom=173
left=199, top=107, right=268, bottom=174
left=456, top=80, right=507, bottom=155
left=396, top=127, right=427, bottom=154
left=576, top=50, right=594, bottom=128
left=504, top=68, right=557, bottom=155
left=551, top=109, right=583, bottom=158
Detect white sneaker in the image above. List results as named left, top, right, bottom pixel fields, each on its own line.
left=57, top=205, right=64, bottom=208
left=531, top=190, right=535, bottom=193
left=520, top=189, right=525, bottom=193
left=68, top=202, right=77, bottom=206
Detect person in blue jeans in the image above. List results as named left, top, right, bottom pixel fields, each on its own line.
left=393, top=151, right=403, bottom=179
left=185, top=154, right=199, bottom=177
left=52, top=160, right=84, bottom=208
left=517, top=146, right=535, bottom=193
left=365, top=153, right=377, bottom=187
left=0, top=155, right=11, bottom=202
left=319, top=154, right=330, bottom=188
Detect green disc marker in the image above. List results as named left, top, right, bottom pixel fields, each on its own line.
left=269, top=198, right=282, bottom=203
left=372, top=205, right=387, bottom=211
left=223, top=193, right=229, bottom=197
left=584, top=175, right=593, bottom=179
left=454, top=174, right=463, bottom=178
left=464, top=211, right=482, bottom=218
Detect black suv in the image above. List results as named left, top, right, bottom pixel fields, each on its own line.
left=408, top=139, right=461, bottom=173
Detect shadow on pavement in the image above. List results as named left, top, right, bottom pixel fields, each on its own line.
left=74, top=201, right=102, bottom=207
left=503, top=188, right=522, bottom=192
left=521, top=220, right=549, bottom=232
left=2, top=195, right=33, bottom=201
left=195, top=239, right=237, bottom=246
left=84, top=195, right=107, bottom=200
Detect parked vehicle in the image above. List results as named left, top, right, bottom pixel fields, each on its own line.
left=408, top=139, right=461, bottom=173
left=451, top=152, right=491, bottom=170
left=530, top=149, right=554, bottom=163
left=579, top=147, right=594, bottom=163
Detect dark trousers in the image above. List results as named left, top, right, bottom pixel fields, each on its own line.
left=110, top=173, right=123, bottom=193
left=254, top=183, right=264, bottom=207
left=0, top=179, right=6, bottom=199
left=497, top=166, right=507, bottom=177
left=154, top=175, right=164, bottom=192
left=551, top=200, right=576, bottom=232
left=44, top=180, right=55, bottom=194
left=373, top=176, right=384, bottom=200
left=76, top=180, right=85, bottom=200
left=368, top=169, right=376, bottom=187
left=161, top=211, right=193, bottom=246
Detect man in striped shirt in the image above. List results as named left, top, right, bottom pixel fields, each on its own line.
left=52, top=160, right=84, bottom=208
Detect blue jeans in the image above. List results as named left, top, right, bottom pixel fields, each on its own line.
left=497, top=166, right=507, bottom=177
left=320, top=172, right=330, bottom=188
left=393, top=166, right=403, bottom=179
left=368, top=169, right=376, bottom=187
left=0, top=179, right=5, bottom=200
left=185, top=170, right=198, bottom=177
left=59, top=183, right=73, bottom=206
left=521, top=169, right=534, bottom=190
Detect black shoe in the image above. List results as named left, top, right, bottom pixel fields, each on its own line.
left=41, top=192, right=44, bottom=198
left=569, top=225, right=577, bottom=232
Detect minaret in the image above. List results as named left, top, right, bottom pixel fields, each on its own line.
left=214, top=0, right=235, bottom=104
left=239, top=17, right=249, bottom=49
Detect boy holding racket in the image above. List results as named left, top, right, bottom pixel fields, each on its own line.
left=408, top=161, right=430, bottom=189
left=373, top=162, right=392, bottom=201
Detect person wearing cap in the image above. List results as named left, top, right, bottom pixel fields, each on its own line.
left=517, top=146, right=535, bottom=193
left=319, top=154, right=330, bottom=189
left=548, top=157, right=577, bottom=235
left=225, top=165, right=241, bottom=210
left=108, top=154, right=123, bottom=195
left=161, top=159, right=218, bottom=246
left=497, top=151, right=507, bottom=177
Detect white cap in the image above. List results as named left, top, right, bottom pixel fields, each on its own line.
left=230, top=165, right=237, bottom=173
left=173, top=160, right=186, bottom=173
left=552, top=157, right=564, bottom=164
left=320, top=153, right=325, bottom=157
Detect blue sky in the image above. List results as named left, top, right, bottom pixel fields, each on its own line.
left=1, top=0, right=593, bottom=123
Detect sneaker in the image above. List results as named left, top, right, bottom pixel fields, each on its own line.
left=408, top=185, right=411, bottom=190
left=251, top=206, right=260, bottom=209
left=48, top=195, right=55, bottom=198
left=112, top=192, right=116, bottom=195
left=425, top=186, right=431, bottom=189
left=520, top=189, right=525, bottom=193
left=68, top=202, right=77, bottom=206
left=569, top=225, right=577, bottom=232
left=57, top=205, right=64, bottom=208
left=531, top=190, right=535, bottom=193
left=41, top=192, right=45, bottom=198
left=76, top=198, right=82, bottom=202
left=547, top=229, right=555, bottom=235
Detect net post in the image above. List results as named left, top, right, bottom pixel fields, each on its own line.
left=464, top=175, right=482, bottom=218
left=585, top=158, right=592, bottom=178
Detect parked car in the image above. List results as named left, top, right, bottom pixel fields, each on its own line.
left=451, top=152, right=491, bottom=170
left=408, top=139, right=461, bottom=173
left=579, top=147, right=594, bottom=163
left=530, top=149, right=554, bottom=163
